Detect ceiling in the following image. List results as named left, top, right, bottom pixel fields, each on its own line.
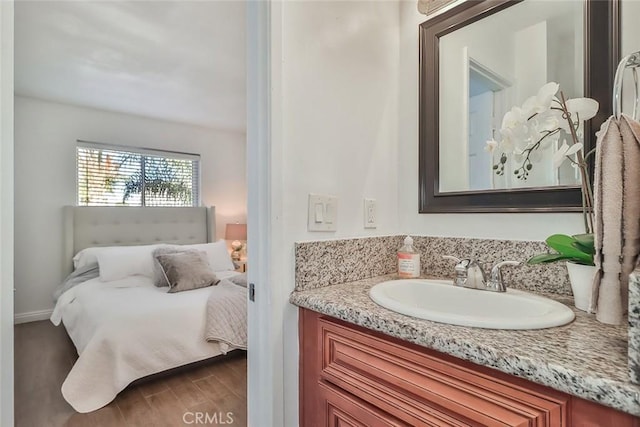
left=14, top=1, right=246, bottom=132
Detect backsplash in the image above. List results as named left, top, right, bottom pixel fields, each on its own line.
left=295, top=236, right=403, bottom=291
left=412, top=236, right=571, bottom=295
left=295, top=235, right=572, bottom=295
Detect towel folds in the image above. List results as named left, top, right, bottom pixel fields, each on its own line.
left=592, top=114, right=640, bottom=325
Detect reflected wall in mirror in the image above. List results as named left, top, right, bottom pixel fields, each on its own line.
left=419, top=0, right=619, bottom=212
left=440, top=0, right=583, bottom=192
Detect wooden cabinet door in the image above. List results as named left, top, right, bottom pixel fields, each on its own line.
left=300, top=309, right=569, bottom=427
left=317, top=312, right=568, bottom=426
left=319, top=382, right=410, bottom=427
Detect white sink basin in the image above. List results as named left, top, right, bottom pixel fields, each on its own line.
left=369, top=279, right=575, bottom=330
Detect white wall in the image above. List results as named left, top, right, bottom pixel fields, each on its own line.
left=439, top=10, right=515, bottom=191
left=280, top=1, right=400, bottom=240
left=399, top=0, right=586, bottom=240
left=0, top=1, right=14, bottom=424
left=13, top=96, right=246, bottom=319
left=270, top=1, right=401, bottom=425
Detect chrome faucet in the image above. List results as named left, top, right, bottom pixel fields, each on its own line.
left=442, top=256, right=486, bottom=289
left=442, top=256, right=520, bottom=292
left=487, top=260, right=521, bottom=292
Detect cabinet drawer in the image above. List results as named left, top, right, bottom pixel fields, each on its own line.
left=319, top=316, right=569, bottom=427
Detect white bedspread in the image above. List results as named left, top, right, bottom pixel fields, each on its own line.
left=51, top=271, right=240, bottom=413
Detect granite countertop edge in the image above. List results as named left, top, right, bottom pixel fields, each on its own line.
left=289, top=275, right=640, bottom=417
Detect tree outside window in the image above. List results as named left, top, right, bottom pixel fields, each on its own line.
left=77, top=143, right=200, bottom=207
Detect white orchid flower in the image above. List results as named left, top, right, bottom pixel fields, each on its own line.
left=518, top=83, right=559, bottom=117
left=535, top=110, right=560, bottom=132
left=511, top=124, right=530, bottom=144
left=566, top=98, right=599, bottom=121
left=501, top=106, right=526, bottom=129
left=553, top=142, right=583, bottom=169
left=553, top=98, right=599, bottom=133
left=536, top=82, right=560, bottom=110
left=522, top=96, right=539, bottom=117
left=484, top=139, right=498, bottom=153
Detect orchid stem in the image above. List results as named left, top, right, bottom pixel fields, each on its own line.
left=559, top=91, right=594, bottom=234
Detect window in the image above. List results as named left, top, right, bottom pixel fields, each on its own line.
left=77, top=141, right=200, bottom=207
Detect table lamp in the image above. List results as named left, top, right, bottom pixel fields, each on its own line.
left=225, top=223, right=247, bottom=261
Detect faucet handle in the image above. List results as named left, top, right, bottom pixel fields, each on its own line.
left=488, top=260, right=520, bottom=292
left=442, top=255, right=468, bottom=286
left=443, top=255, right=467, bottom=274
left=442, top=255, right=462, bottom=263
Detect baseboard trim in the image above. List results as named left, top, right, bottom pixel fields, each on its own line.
left=14, top=309, right=53, bottom=324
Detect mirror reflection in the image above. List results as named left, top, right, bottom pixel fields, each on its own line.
left=438, top=0, right=584, bottom=192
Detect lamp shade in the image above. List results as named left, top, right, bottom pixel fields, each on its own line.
left=225, top=223, right=247, bottom=241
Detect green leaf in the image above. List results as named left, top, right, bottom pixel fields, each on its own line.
left=571, top=233, right=595, bottom=255
left=572, top=242, right=593, bottom=256
left=544, top=234, right=592, bottom=264
left=527, top=253, right=572, bottom=264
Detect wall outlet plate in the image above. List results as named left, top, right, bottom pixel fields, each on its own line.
left=364, top=198, right=377, bottom=229
left=308, top=193, right=338, bottom=232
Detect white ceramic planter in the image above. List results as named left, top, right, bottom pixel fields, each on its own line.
left=566, top=262, right=597, bottom=312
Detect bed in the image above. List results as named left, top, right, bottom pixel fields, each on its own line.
left=50, top=206, right=247, bottom=413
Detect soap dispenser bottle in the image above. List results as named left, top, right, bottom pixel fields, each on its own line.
left=398, top=236, right=420, bottom=278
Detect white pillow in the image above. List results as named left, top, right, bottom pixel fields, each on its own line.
left=72, top=244, right=159, bottom=270
left=178, top=240, right=236, bottom=272
left=96, top=244, right=163, bottom=282
left=73, top=246, right=110, bottom=270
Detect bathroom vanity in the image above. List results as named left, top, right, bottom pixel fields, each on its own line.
left=292, top=236, right=640, bottom=425
left=299, top=307, right=638, bottom=426
left=291, top=272, right=640, bottom=426
left=299, top=308, right=637, bottom=426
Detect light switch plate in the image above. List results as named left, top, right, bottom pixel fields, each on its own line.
left=364, top=198, right=377, bottom=229
left=308, top=194, right=338, bottom=232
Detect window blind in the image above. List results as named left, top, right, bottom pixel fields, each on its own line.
left=77, top=141, right=200, bottom=207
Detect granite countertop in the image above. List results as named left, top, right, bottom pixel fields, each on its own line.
left=290, top=274, right=640, bottom=417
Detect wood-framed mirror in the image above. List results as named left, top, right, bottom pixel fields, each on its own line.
left=418, top=0, right=620, bottom=213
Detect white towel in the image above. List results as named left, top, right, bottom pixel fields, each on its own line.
left=592, top=114, right=640, bottom=325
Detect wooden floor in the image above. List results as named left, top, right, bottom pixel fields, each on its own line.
left=15, top=321, right=247, bottom=427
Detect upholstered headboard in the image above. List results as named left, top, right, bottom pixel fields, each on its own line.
left=63, top=206, right=216, bottom=275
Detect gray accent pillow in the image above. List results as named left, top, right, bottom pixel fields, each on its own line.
left=156, top=251, right=220, bottom=293
left=227, top=273, right=247, bottom=288
left=152, top=246, right=197, bottom=287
